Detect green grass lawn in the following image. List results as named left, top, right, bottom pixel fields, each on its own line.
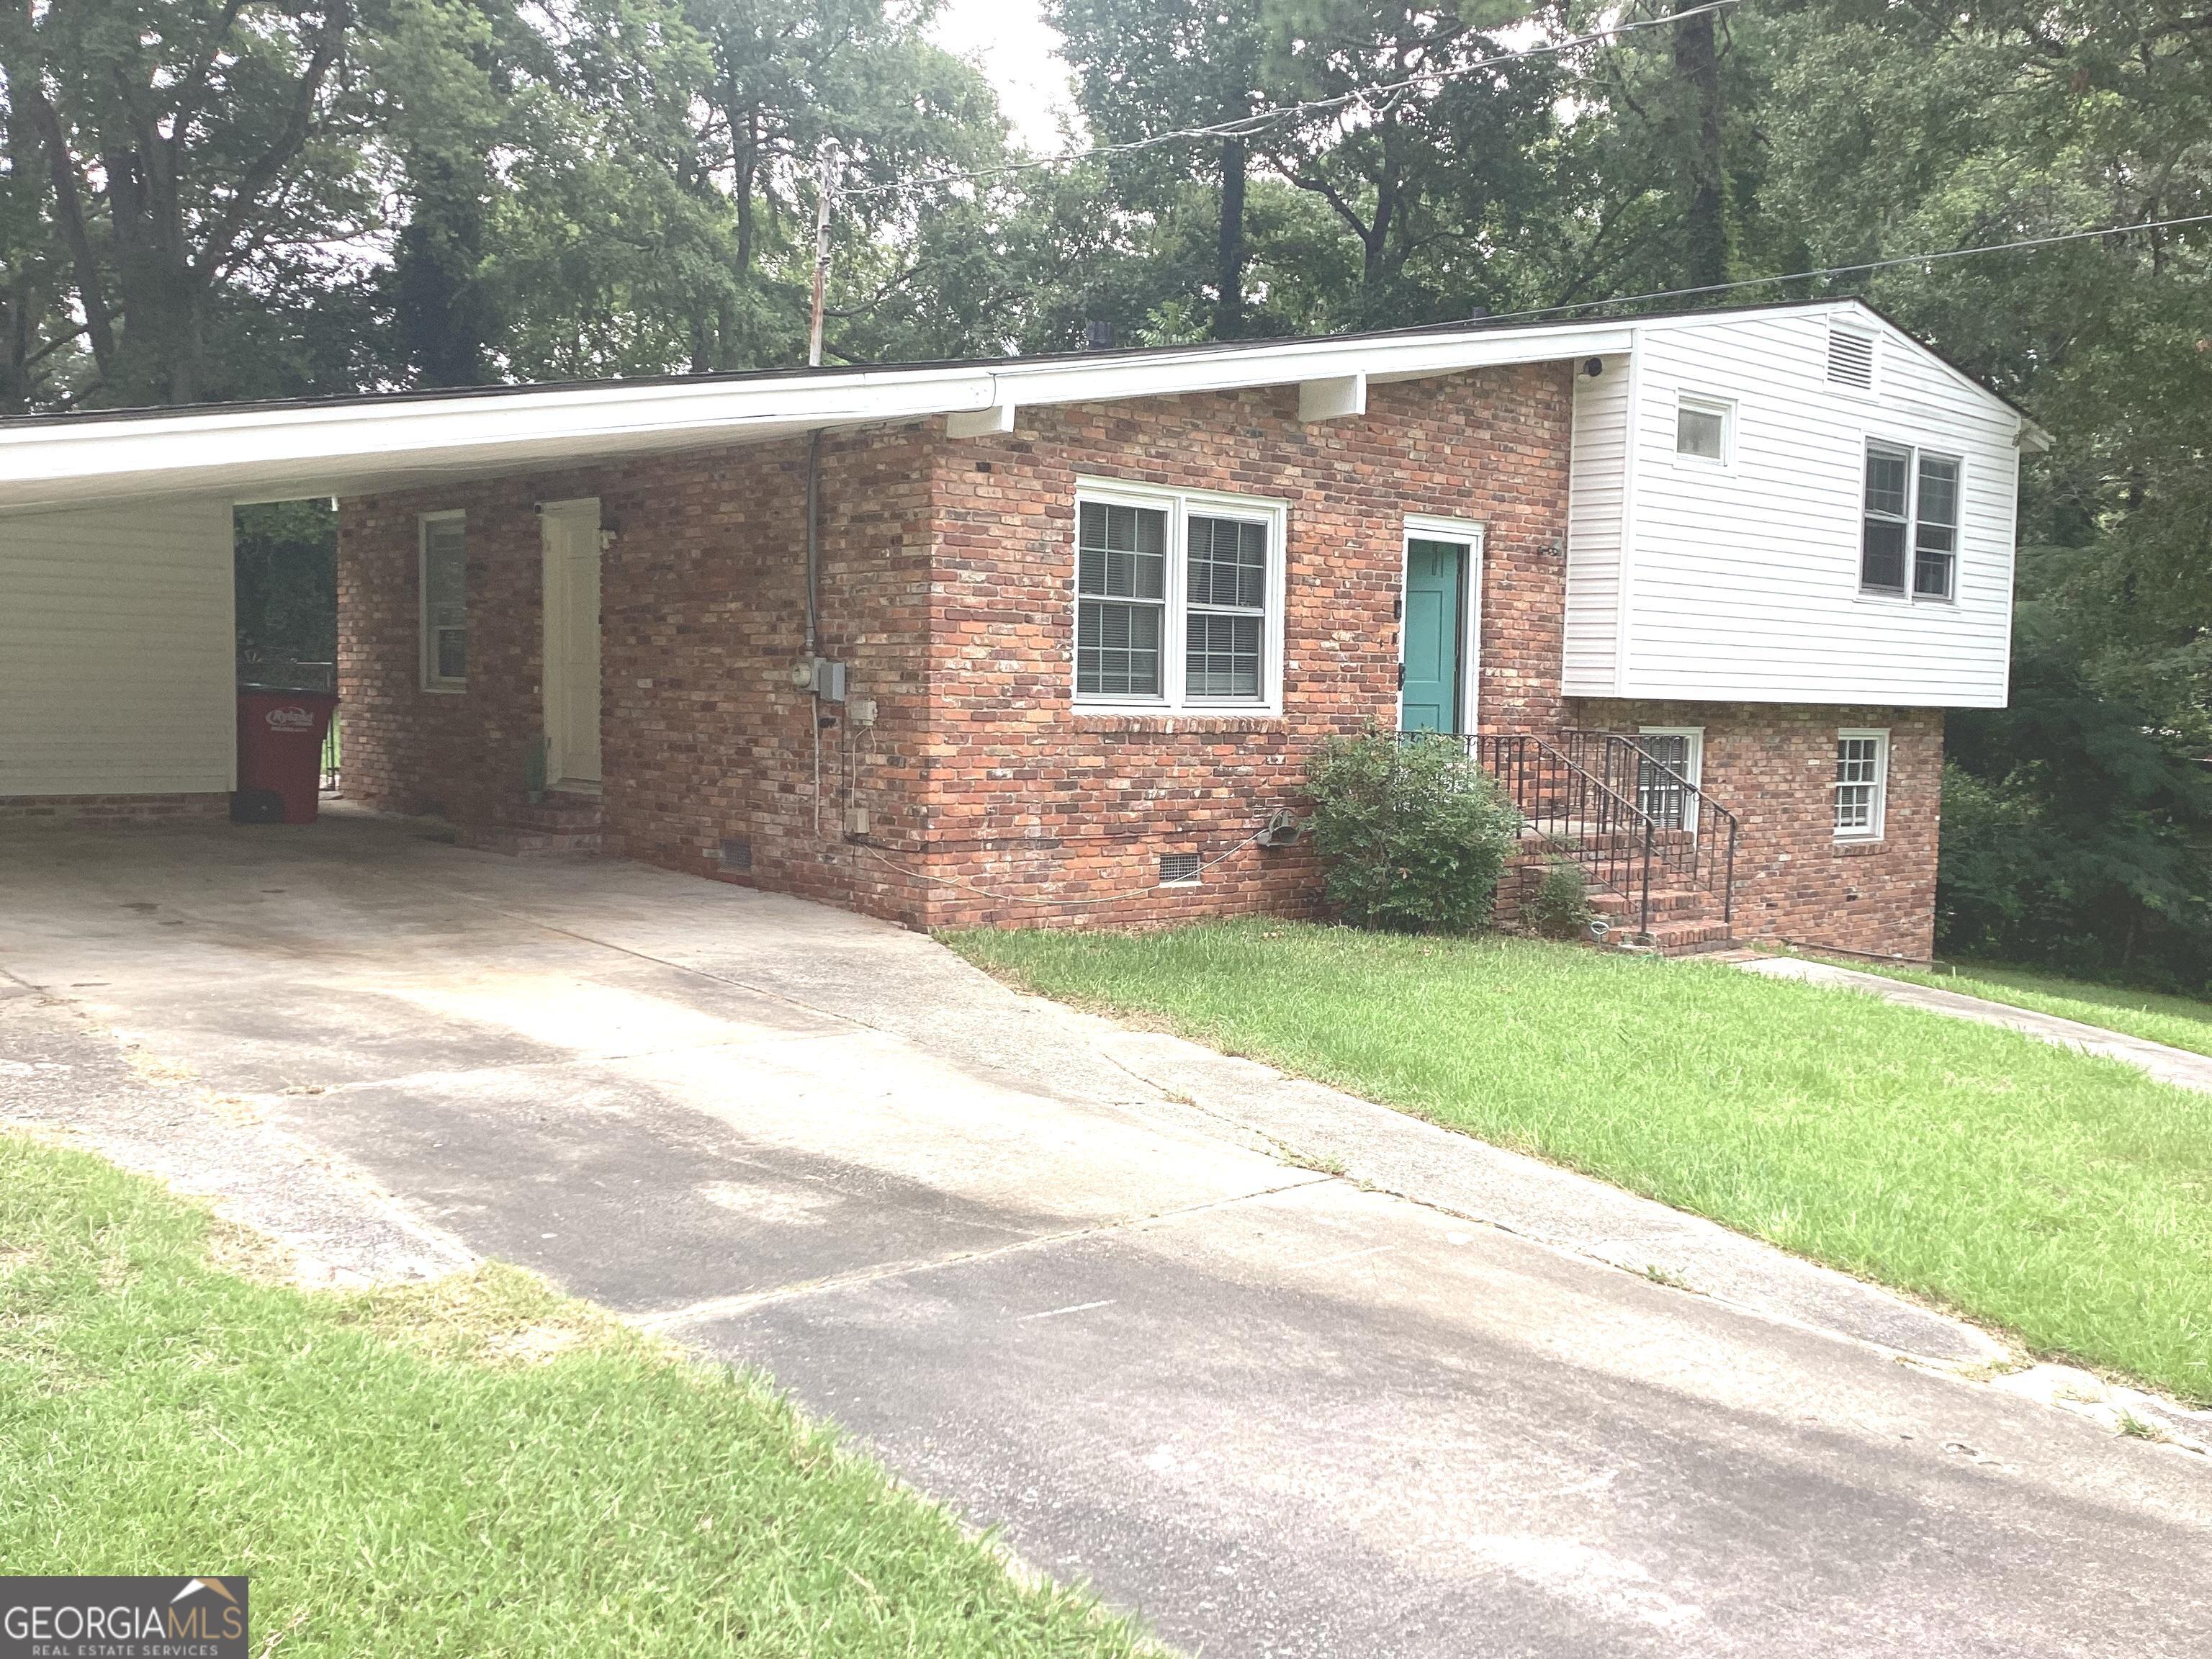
left=947, top=920, right=2212, bottom=1405
left=0, top=1135, right=1147, bottom=1658
left=1819, top=956, right=2212, bottom=1060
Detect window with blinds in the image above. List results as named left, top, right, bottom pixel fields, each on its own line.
left=419, top=513, right=468, bottom=691
left=1860, top=442, right=1962, bottom=600
left=1071, top=482, right=1283, bottom=712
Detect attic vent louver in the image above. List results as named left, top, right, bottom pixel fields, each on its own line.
left=1827, top=325, right=1877, bottom=390
left=1158, top=852, right=1202, bottom=886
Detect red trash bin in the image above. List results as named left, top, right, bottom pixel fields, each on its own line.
left=235, top=688, right=338, bottom=824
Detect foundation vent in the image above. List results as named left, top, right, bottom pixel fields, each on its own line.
left=1158, top=852, right=1202, bottom=886
left=719, top=837, right=752, bottom=871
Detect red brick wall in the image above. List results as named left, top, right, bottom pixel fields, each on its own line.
left=337, top=368, right=1576, bottom=934
left=1570, top=700, right=1942, bottom=960
left=335, top=367, right=1943, bottom=956
left=912, top=368, right=1573, bottom=928
left=0, top=793, right=231, bottom=824
left=336, top=431, right=939, bottom=927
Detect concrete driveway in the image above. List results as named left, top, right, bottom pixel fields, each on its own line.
left=2, top=809, right=2207, bottom=1657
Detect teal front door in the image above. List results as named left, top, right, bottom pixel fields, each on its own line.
left=1400, top=539, right=1467, bottom=733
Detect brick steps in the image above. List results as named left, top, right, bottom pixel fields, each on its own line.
left=1506, top=844, right=1733, bottom=953
left=457, top=791, right=606, bottom=859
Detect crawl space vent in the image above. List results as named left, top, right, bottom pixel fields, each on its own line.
left=1826, top=326, right=1877, bottom=390
left=1158, top=852, right=1202, bottom=886
left=719, top=837, right=752, bottom=871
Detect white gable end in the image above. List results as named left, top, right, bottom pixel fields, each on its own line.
left=1563, top=302, right=2028, bottom=709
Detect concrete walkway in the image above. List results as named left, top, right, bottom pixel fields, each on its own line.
left=1737, top=955, right=2212, bottom=1094
left=3, top=811, right=2208, bottom=1658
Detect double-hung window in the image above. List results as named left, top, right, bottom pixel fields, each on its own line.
left=1833, top=729, right=1889, bottom=840
left=1861, top=441, right=1961, bottom=601
left=420, top=512, right=468, bottom=691
left=1074, top=481, right=1285, bottom=713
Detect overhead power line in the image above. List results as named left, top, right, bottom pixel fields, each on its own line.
left=838, top=0, right=1743, bottom=203
left=1467, top=211, right=2212, bottom=325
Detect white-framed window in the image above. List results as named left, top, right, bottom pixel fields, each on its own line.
left=1861, top=441, right=1961, bottom=601
left=1833, top=728, right=1889, bottom=840
left=1071, top=479, right=1287, bottom=714
left=419, top=512, right=468, bottom=691
left=1636, top=727, right=1704, bottom=835
left=1674, top=395, right=1732, bottom=464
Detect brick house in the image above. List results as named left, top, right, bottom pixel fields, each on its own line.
left=0, top=301, right=2044, bottom=959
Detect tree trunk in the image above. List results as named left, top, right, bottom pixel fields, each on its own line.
left=104, top=145, right=205, bottom=404
left=1673, top=0, right=1727, bottom=290
left=1214, top=135, right=1246, bottom=340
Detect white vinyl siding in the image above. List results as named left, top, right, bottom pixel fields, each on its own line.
left=1593, top=306, right=2020, bottom=707
left=1563, top=356, right=1631, bottom=696
left=0, top=499, right=236, bottom=796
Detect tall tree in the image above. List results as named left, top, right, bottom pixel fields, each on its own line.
left=1670, top=0, right=1727, bottom=288
left=1050, top=0, right=1269, bottom=338
left=1262, top=0, right=1563, bottom=325
left=1, top=0, right=369, bottom=405
left=369, top=0, right=523, bottom=387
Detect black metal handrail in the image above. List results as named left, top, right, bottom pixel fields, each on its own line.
left=1559, top=729, right=1740, bottom=925
left=1399, top=729, right=1660, bottom=938
left=1394, top=727, right=1740, bottom=937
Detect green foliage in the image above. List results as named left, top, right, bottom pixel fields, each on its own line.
left=233, top=502, right=337, bottom=683
left=1524, top=858, right=1594, bottom=940
left=1939, top=641, right=2212, bottom=992
left=948, top=918, right=2212, bottom=1403
left=1304, top=732, right=1521, bottom=932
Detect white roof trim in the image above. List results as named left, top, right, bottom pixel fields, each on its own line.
left=0, top=302, right=2041, bottom=509
left=0, top=318, right=1636, bottom=514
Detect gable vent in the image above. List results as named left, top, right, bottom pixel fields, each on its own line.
left=1158, top=851, right=1202, bottom=886
left=1826, top=325, right=1877, bottom=390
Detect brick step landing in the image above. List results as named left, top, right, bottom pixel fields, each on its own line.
left=1587, top=886, right=1713, bottom=920
left=1627, top=917, right=1739, bottom=956
left=457, top=791, right=606, bottom=858
left=1503, top=850, right=1735, bottom=954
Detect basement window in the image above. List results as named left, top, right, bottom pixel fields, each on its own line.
left=419, top=512, right=469, bottom=691
left=1073, top=479, right=1287, bottom=715
left=1833, top=729, right=1889, bottom=841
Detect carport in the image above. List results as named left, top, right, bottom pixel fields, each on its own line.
left=0, top=366, right=997, bottom=824
left=0, top=320, right=1627, bottom=842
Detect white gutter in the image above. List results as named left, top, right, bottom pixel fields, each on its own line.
left=0, top=318, right=1637, bottom=515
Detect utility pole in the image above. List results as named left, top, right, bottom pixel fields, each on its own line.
left=808, top=140, right=842, bottom=368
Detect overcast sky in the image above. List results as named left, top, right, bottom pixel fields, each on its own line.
left=928, top=0, right=1082, bottom=151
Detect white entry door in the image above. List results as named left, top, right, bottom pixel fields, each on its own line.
left=540, top=498, right=603, bottom=788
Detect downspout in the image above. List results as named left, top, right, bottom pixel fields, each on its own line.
left=806, top=428, right=822, bottom=834
left=804, top=428, right=822, bottom=657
